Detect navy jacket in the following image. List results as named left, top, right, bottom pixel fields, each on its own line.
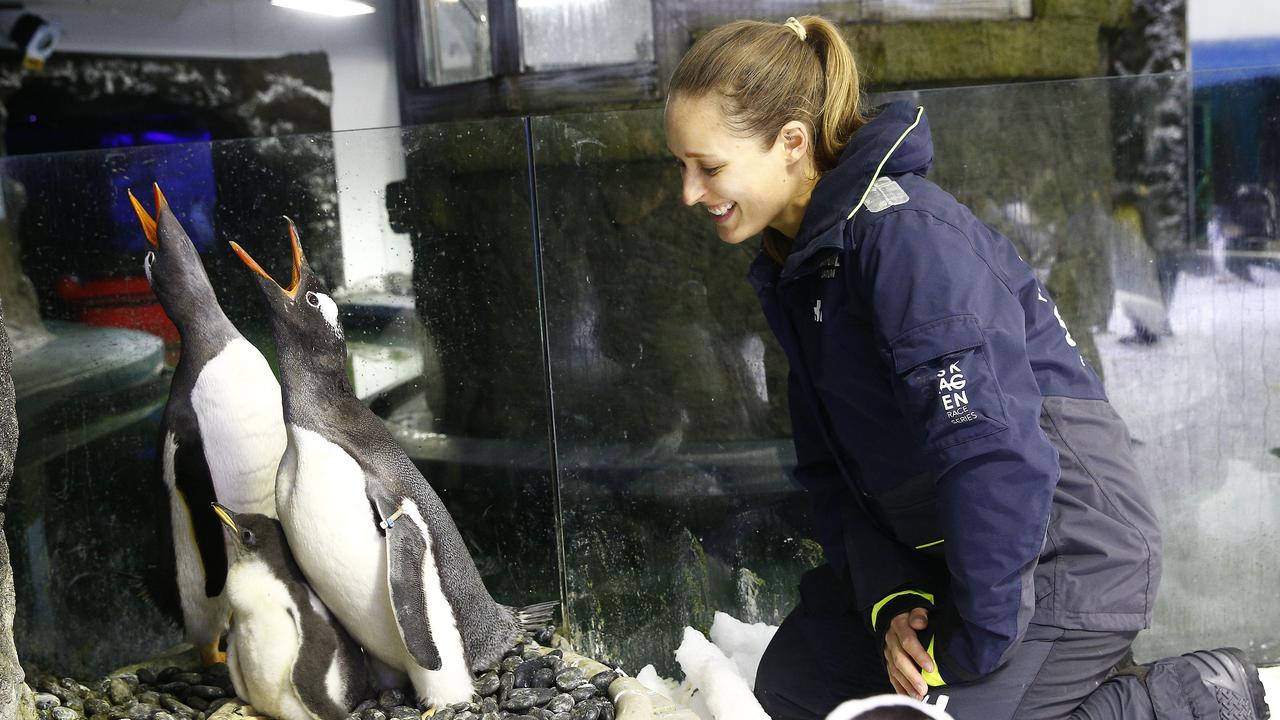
left=751, top=102, right=1162, bottom=685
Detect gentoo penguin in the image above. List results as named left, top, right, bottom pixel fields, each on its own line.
left=212, top=503, right=370, bottom=720
left=231, top=221, right=556, bottom=709
left=129, top=185, right=288, bottom=665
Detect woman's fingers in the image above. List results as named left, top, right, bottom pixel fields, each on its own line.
left=897, top=626, right=935, bottom=673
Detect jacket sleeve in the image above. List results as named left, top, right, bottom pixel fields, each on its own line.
left=785, top=370, right=939, bottom=631
left=852, top=209, right=1061, bottom=685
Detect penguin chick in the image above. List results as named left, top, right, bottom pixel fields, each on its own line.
left=130, top=185, right=287, bottom=666
left=213, top=503, right=371, bottom=720
left=231, top=223, right=555, bottom=709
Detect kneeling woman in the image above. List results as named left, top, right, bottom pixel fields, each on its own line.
left=663, top=15, right=1267, bottom=720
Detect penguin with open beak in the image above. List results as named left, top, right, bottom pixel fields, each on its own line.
left=231, top=222, right=556, bottom=709
left=129, top=185, right=288, bottom=666
left=212, top=503, right=370, bottom=720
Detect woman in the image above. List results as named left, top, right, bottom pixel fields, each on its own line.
left=663, top=15, right=1268, bottom=720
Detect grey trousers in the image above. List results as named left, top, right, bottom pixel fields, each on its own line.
left=754, top=568, right=1215, bottom=720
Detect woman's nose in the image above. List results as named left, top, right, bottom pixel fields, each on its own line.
left=682, top=174, right=705, bottom=207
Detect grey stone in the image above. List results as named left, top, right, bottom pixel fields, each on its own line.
left=50, top=709, right=77, bottom=720
left=106, top=682, right=132, bottom=707
left=158, top=697, right=193, bottom=717
left=32, top=698, right=58, bottom=712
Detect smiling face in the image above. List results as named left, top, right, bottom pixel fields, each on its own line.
left=665, top=92, right=816, bottom=244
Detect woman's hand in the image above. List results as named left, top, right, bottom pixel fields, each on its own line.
left=883, top=607, right=934, bottom=699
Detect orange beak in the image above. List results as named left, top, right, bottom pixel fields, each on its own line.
left=229, top=217, right=303, bottom=299
left=127, top=183, right=169, bottom=248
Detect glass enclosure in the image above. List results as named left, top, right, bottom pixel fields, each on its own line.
left=5, top=69, right=1278, bottom=680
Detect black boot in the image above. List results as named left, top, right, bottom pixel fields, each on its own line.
left=1181, top=648, right=1270, bottom=720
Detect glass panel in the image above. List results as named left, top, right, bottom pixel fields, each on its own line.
left=2, top=118, right=557, bottom=677
left=419, top=0, right=492, bottom=86
left=518, top=0, right=654, bottom=71
left=531, top=111, right=817, bottom=675
left=533, top=69, right=1279, bottom=674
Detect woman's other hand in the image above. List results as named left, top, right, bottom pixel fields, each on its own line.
left=884, top=607, right=934, bottom=699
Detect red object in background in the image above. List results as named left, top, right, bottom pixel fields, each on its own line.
left=55, top=275, right=179, bottom=345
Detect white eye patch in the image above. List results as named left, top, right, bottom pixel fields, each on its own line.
left=307, top=291, right=342, bottom=339
left=144, top=251, right=155, bottom=286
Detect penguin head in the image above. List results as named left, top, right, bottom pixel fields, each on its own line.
left=129, top=184, right=220, bottom=326
left=211, top=503, right=290, bottom=566
left=230, top=220, right=347, bottom=379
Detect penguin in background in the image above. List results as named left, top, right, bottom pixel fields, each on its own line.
left=212, top=503, right=370, bottom=720
left=129, top=185, right=288, bottom=665
left=231, top=221, right=556, bottom=709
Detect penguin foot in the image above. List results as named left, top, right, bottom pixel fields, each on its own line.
left=199, top=642, right=227, bottom=667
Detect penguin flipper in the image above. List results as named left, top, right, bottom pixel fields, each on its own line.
left=372, top=495, right=441, bottom=671
left=174, top=437, right=230, bottom=598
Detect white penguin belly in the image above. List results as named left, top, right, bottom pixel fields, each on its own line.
left=191, top=339, right=287, bottom=516
left=163, top=432, right=228, bottom=645
left=225, top=561, right=312, bottom=720
left=276, top=426, right=408, bottom=668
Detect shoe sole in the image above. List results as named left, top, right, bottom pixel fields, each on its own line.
left=1182, top=648, right=1271, bottom=720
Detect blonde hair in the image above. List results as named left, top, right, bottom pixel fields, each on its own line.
left=668, top=16, right=867, bottom=261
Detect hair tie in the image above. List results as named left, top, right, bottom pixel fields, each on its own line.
left=785, top=17, right=807, bottom=41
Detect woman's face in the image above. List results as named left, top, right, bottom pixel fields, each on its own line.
left=665, top=93, right=805, bottom=245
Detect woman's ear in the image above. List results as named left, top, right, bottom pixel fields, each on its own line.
left=778, top=120, right=811, bottom=166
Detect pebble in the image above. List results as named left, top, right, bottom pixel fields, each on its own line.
left=183, top=697, right=208, bottom=712
left=550, top=714, right=570, bottom=720
left=534, top=627, right=555, bottom=646
left=136, top=693, right=160, bottom=707
left=499, top=657, right=522, bottom=675
left=125, top=703, right=160, bottom=720
left=386, top=707, right=417, bottom=720
left=108, top=680, right=133, bottom=706
left=34, top=694, right=62, bottom=710
left=360, top=708, right=386, bottom=720
left=453, top=713, right=478, bottom=720
left=521, top=650, right=541, bottom=663
left=187, top=686, right=224, bottom=701
left=568, top=686, right=596, bottom=704
left=553, top=668, right=583, bottom=693
left=203, top=699, right=233, bottom=715
left=587, top=671, right=617, bottom=694
left=499, top=672, right=514, bottom=702
left=567, top=703, right=599, bottom=720
left=155, top=684, right=188, bottom=697
left=431, top=710, right=455, bottom=720
left=353, top=700, right=377, bottom=714
left=447, top=702, right=475, bottom=713
left=153, top=712, right=177, bottom=720
left=512, top=660, right=541, bottom=689
left=474, top=672, right=500, bottom=697
left=173, top=675, right=203, bottom=687
left=157, top=669, right=184, bottom=684
left=136, top=670, right=158, bottom=686
left=64, top=698, right=85, bottom=714
left=531, top=669, right=555, bottom=689
left=546, top=694, right=574, bottom=714
left=376, top=690, right=404, bottom=710
left=478, top=698, right=498, bottom=715
left=501, top=688, right=556, bottom=712
left=51, top=708, right=78, bottom=720
left=85, top=700, right=110, bottom=716
left=117, top=676, right=140, bottom=692
left=159, top=697, right=194, bottom=718
left=596, top=700, right=615, bottom=720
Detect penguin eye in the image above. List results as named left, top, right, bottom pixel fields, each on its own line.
left=305, top=291, right=320, bottom=308
left=239, top=529, right=255, bottom=546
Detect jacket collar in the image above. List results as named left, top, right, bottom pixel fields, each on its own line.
left=771, top=102, right=933, bottom=283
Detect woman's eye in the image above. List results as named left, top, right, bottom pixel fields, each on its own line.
left=705, top=165, right=724, bottom=176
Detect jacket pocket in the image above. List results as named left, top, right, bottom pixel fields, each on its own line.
left=874, top=471, right=946, bottom=558
left=890, top=315, right=1009, bottom=449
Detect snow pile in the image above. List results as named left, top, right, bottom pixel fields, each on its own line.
left=673, top=625, right=771, bottom=720
left=708, top=611, right=778, bottom=690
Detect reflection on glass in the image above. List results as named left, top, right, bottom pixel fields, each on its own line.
left=418, top=0, right=492, bottom=86
left=518, top=0, right=654, bottom=71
